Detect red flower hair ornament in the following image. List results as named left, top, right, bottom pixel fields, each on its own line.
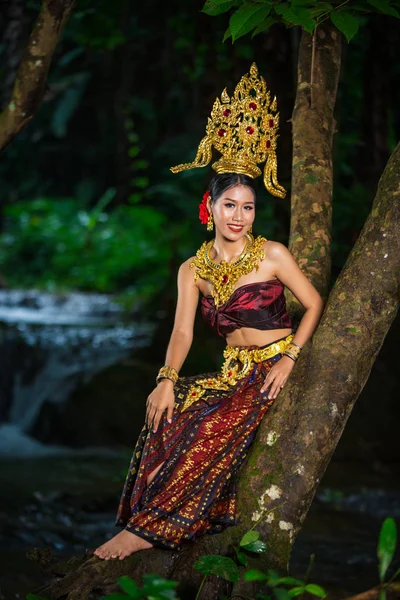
left=199, top=190, right=211, bottom=224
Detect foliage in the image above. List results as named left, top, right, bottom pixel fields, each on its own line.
left=192, top=524, right=326, bottom=600
left=378, top=517, right=400, bottom=600
left=0, top=197, right=174, bottom=297
left=202, top=0, right=400, bottom=42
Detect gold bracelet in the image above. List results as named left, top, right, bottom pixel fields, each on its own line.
left=282, top=342, right=301, bottom=362
left=290, top=341, right=303, bottom=350
left=156, top=365, right=179, bottom=386
left=283, top=351, right=298, bottom=362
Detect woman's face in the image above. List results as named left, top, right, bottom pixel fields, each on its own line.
left=207, top=184, right=255, bottom=239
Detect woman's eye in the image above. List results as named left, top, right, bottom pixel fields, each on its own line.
left=224, top=203, right=253, bottom=210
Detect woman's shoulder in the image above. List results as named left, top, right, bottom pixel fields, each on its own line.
left=179, top=256, right=196, bottom=272
left=178, top=255, right=201, bottom=279
left=261, top=238, right=291, bottom=257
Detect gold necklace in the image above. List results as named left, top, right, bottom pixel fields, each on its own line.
left=190, top=232, right=267, bottom=308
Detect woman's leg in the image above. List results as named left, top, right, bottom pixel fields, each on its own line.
left=94, top=386, right=267, bottom=559
left=93, top=455, right=167, bottom=559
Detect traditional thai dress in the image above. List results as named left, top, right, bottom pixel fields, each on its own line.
left=116, top=279, right=293, bottom=550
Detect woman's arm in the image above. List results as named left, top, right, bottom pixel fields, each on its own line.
left=161, top=257, right=200, bottom=373
left=146, top=257, right=199, bottom=432
left=260, top=241, right=325, bottom=398
left=269, top=241, right=325, bottom=348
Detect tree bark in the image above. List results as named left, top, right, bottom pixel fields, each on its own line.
left=40, top=142, right=400, bottom=600
left=0, top=0, right=75, bottom=153
left=288, top=22, right=342, bottom=320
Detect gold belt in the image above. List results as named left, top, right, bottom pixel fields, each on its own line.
left=180, top=333, right=294, bottom=412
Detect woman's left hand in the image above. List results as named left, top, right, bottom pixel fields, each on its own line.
left=260, top=355, right=296, bottom=399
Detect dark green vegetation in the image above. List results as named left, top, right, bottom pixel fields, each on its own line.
left=1, top=1, right=399, bottom=296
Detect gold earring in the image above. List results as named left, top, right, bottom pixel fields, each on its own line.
left=207, top=212, right=214, bottom=231
left=248, top=224, right=253, bottom=233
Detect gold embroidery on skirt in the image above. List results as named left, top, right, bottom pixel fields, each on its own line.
left=181, top=333, right=294, bottom=412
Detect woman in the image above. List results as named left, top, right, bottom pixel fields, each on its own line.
left=93, top=173, right=324, bottom=560
left=94, top=64, right=324, bottom=560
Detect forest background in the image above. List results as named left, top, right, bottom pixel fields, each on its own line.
left=0, top=0, right=400, bottom=597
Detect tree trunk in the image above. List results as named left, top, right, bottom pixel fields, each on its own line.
left=288, top=22, right=342, bottom=320
left=0, top=0, right=75, bottom=152
left=39, top=141, right=400, bottom=600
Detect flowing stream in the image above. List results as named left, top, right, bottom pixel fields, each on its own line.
left=0, top=288, right=153, bottom=457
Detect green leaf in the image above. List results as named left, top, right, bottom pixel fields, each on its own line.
left=287, top=587, right=306, bottom=598
left=193, top=555, right=239, bottom=583
left=242, top=540, right=269, bottom=553
left=244, top=569, right=268, bottom=581
left=378, top=517, right=397, bottom=581
left=310, top=3, right=333, bottom=19
left=117, top=575, right=139, bottom=595
left=240, top=530, right=260, bottom=546
left=202, top=0, right=240, bottom=16
left=330, top=10, right=359, bottom=42
left=222, top=25, right=232, bottom=41
left=276, top=576, right=305, bottom=586
left=275, top=3, right=316, bottom=32
left=289, top=6, right=317, bottom=33
left=229, top=3, right=272, bottom=41
left=367, top=0, right=400, bottom=17
left=142, top=574, right=179, bottom=590
left=251, top=16, right=278, bottom=37
left=235, top=549, right=248, bottom=566
left=305, top=583, right=327, bottom=597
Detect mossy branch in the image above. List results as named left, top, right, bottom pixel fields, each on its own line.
left=0, top=0, right=75, bottom=153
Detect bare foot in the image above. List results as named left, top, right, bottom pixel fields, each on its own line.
left=94, top=529, right=153, bottom=560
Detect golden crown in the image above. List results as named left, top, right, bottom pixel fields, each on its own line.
left=170, top=63, right=286, bottom=198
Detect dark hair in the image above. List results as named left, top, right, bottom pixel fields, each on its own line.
left=208, top=173, right=256, bottom=204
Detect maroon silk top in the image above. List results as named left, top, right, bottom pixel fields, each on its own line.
left=201, top=279, right=293, bottom=338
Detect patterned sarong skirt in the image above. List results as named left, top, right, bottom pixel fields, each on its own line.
left=115, top=332, right=294, bottom=550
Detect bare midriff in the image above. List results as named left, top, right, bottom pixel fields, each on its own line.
left=225, top=326, right=293, bottom=348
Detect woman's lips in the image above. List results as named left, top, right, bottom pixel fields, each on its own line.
left=228, top=224, right=244, bottom=232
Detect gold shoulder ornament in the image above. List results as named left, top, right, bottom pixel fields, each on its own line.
left=190, top=232, right=267, bottom=308
left=170, top=63, right=286, bottom=199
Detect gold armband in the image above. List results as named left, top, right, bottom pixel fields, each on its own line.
left=156, top=365, right=179, bottom=386
left=282, top=342, right=302, bottom=362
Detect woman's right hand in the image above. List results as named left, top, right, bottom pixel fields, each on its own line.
left=146, top=379, right=176, bottom=433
